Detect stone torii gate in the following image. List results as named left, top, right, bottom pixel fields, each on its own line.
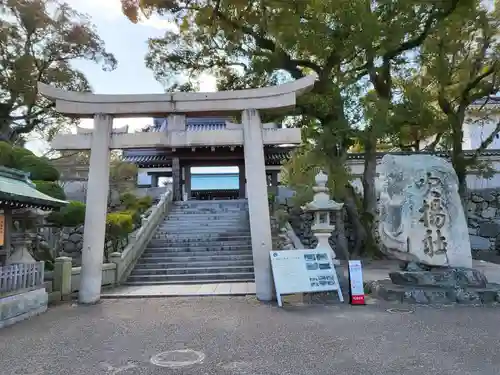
left=38, top=76, right=315, bottom=304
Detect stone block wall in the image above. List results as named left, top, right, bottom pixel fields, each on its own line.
left=277, top=186, right=500, bottom=256
left=0, top=288, right=48, bottom=329
left=467, top=189, right=500, bottom=252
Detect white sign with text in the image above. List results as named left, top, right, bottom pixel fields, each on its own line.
left=348, top=260, right=365, bottom=305
left=270, top=249, right=344, bottom=307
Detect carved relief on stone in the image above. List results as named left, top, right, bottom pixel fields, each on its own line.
left=376, top=155, right=472, bottom=268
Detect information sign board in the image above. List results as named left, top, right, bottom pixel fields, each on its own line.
left=348, top=260, right=365, bottom=305
left=270, top=249, right=343, bottom=307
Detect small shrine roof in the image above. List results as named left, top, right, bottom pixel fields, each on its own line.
left=0, top=167, right=68, bottom=210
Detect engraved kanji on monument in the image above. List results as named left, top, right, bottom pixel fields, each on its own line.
left=376, top=154, right=472, bottom=268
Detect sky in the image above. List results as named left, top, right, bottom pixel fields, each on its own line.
left=25, top=0, right=216, bottom=154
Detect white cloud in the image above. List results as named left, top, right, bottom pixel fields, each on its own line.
left=139, top=14, right=179, bottom=32
left=199, top=74, right=217, bottom=92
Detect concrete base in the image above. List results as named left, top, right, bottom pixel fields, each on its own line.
left=0, top=288, right=48, bottom=329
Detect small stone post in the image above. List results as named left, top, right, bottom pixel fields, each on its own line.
left=303, top=171, right=344, bottom=264
left=53, top=256, right=73, bottom=301
left=109, top=252, right=123, bottom=284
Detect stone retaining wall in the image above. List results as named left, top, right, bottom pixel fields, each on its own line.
left=467, top=189, right=500, bottom=252
left=277, top=187, right=500, bottom=255
left=0, top=288, right=48, bottom=329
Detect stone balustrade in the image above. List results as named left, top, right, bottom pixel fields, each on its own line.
left=47, top=190, right=173, bottom=301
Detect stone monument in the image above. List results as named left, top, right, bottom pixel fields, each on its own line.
left=371, top=154, right=500, bottom=304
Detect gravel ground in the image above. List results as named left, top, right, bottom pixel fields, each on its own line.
left=0, top=297, right=499, bottom=375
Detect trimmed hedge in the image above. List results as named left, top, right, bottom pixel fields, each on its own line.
left=47, top=201, right=86, bottom=227
left=33, top=180, right=66, bottom=201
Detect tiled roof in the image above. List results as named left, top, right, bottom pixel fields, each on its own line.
left=122, top=148, right=293, bottom=166
left=471, top=96, right=500, bottom=106
left=148, top=117, right=230, bottom=132
left=346, top=149, right=500, bottom=160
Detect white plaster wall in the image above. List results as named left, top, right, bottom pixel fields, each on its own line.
left=346, top=158, right=500, bottom=191
left=137, top=172, right=152, bottom=185
left=464, top=112, right=500, bottom=150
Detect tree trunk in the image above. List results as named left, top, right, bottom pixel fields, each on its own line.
left=335, top=207, right=349, bottom=260
left=450, top=116, right=469, bottom=211
left=343, top=184, right=366, bottom=257
left=361, top=138, right=379, bottom=256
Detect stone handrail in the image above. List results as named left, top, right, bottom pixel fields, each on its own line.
left=109, top=189, right=173, bottom=283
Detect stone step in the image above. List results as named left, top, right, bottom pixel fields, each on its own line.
left=137, top=254, right=254, bottom=263
left=150, top=233, right=251, bottom=244
left=170, top=204, right=247, bottom=209
left=166, top=213, right=248, bottom=218
left=157, top=229, right=250, bottom=235
left=127, top=272, right=255, bottom=283
left=146, top=239, right=252, bottom=249
left=159, top=221, right=249, bottom=227
left=154, top=232, right=251, bottom=238
left=142, top=250, right=253, bottom=258
left=131, top=266, right=255, bottom=276
left=134, top=260, right=254, bottom=269
left=166, top=215, right=250, bottom=224
left=124, top=278, right=254, bottom=286
left=145, top=244, right=252, bottom=252
left=174, top=199, right=247, bottom=204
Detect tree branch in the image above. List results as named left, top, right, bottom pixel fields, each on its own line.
left=211, top=5, right=320, bottom=79
left=384, top=0, right=460, bottom=61
left=469, top=120, right=500, bottom=164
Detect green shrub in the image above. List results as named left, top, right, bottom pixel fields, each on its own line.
left=33, top=180, right=66, bottom=200
left=136, top=196, right=153, bottom=211
left=106, top=211, right=134, bottom=240
left=119, top=192, right=153, bottom=213
left=11, top=147, right=35, bottom=168
left=119, top=192, right=137, bottom=209
left=0, top=142, right=14, bottom=166
left=47, top=201, right=86, bottom=227
left=120, top=209, right=141, bottom=227
left=19, top=155, right=60, bottom=181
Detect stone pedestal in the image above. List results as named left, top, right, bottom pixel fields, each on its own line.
left=369, top=265, right=500, bottom=304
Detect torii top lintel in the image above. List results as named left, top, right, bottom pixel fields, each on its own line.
left=37, top=75, right=316, bottom=118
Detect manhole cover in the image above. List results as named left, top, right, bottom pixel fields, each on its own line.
left=150, top=349, right=205, bottom=368
left=386, top=308, right=414, bottom=314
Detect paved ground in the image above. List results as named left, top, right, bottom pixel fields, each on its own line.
left=1, top=297, right=500, bottom=375
left=103, top=282, right=256, bottom=298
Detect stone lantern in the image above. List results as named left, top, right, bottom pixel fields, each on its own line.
left=303, top=171, right=344, bottom=264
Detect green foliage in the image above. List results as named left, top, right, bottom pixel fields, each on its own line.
left=106, top=211, right=134, bottom=242
left=119, top=192, right=153, bottom=212
left=273, top=208, right=290, bottom=229
left=0, top=0, right=117, bottom=142
left=19, top=155, right=60, bottom=181
left=0, top=141, right=60, bottom=180
left=120, top=209, right=142, bottom=227
left=33, top=180, right=66, bottom=200
left=46, top=201, right=86, bottom=227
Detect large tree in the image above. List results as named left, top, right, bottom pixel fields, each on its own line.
left=0, top=0, right=117, bottom=144
left=417, top=1, right=500, bottom=203
left=121, top=0, right=466, bottom=254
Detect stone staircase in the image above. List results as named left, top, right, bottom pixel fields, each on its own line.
left=126, top=199, right=254, bottom=285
